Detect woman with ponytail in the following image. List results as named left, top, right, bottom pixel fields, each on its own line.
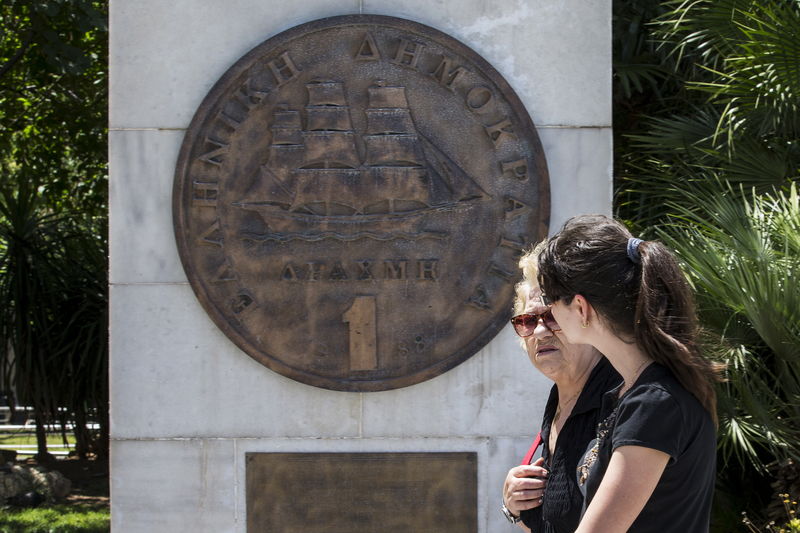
left=537, top=215, right=723, bottom=533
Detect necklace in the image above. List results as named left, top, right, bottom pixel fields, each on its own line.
left=620, top=359, right=651, bottom=396
left=553, top=387, right=583, bottom=423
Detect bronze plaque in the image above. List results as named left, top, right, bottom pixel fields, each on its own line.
left=246, top=452, right=477, bottom=532
left=173, top=15, right=549, bottom=391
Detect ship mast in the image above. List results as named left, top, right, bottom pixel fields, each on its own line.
left=291, top=81, right=362, bottom=215
left=361, top=81, right=431, bottom=213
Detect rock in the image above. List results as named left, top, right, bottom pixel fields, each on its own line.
left=45, top=469, right=71, bottom=501
left=0, top=464, right=71, bottom=504
left=0, top=449, right=16, bottom=463
left=0, top=468, right=26, bottom=501
left=7, top=490, right=45, bottom=508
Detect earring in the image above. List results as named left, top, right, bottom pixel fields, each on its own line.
left=581, top=321, right=588, bottom=329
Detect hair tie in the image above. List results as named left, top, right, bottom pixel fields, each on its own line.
left=627, top=238, right=643, bottom=264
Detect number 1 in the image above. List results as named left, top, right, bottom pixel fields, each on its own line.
left=342, top=296, right=378, bottom=371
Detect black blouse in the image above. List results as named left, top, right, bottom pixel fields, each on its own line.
left=520, top=357, right=621, bottom=533
left=577, top=363, right=716, bottom=533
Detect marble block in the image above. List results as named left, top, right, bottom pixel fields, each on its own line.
left=110, top=0, right=609, bottom=130
left=108, top=0, right=612, bottom=530
left=109, top=129, right=186, bottom=284
left=108, top=126, right=610, bottom=284
left=539, top=127, right=613, bottom=232
left=363, top=0, right=611, bottom=127
left=361, top=325, right=552, bottom=438
left=110, top=283, right=362, bottom=439
left=111, top=439, right=236, bottom=533
left=110, top=0, right=361, bottom=129
left=110, top=435, right=533, bottom=533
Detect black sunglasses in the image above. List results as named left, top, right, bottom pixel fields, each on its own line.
left=510, top=310, right=561, bottom=337
left=540, top=292, right=572, bottom=306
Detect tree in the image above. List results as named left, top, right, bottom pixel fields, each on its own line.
left=615, top=0, right=800, bottom=229
left=613, top=0, right=800, bottom=528
left=0, top=0, right=108, bottom=460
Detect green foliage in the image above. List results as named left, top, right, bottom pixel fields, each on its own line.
left=613, top=0, right=800, bottom=528
left=615, top=0, right=800, bottom=233
left=0, top=0, right=108, bottom=458
left=0, top=180, right=108, bottom=458
left=613, top=0, right=674, bottom=103
left=658, top=183, right=800, bottom=468
left=658, top=0, right=800, bottom=140
left=0, top=0, right=108, bottom=215
left=743, top=493, right=800, bottom=533
left=0, top=505, right=109, bottom=533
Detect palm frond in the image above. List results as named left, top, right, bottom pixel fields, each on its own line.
left=656, top=184, right=800, bottom=465
left=653, top=0, right=756, bottom=68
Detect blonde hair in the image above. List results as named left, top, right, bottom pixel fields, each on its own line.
left=513, top=241, right=547, bottom=314
left=513, top=280, right=531, bottom=315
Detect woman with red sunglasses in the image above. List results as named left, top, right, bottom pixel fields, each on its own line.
left=502, top=245, right=620, bottom=532
left=537, top=215, right=724, bottom=533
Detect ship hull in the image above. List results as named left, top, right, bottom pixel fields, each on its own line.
left=235, top=201, right=475, bottom=243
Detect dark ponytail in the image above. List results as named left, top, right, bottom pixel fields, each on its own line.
left=538, top=215, right=724, bottom=424
left=634, top=241, right=724, bottom=425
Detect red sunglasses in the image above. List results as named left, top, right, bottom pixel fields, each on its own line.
left=510, top=310, right=561, bottom=336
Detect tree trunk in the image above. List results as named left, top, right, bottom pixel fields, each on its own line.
left=33, top=410, right=53, bottom=464
left=73, top=406, right=88, bottom=459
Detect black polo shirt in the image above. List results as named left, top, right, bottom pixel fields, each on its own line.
left=521, top=357, right=621, bottom=533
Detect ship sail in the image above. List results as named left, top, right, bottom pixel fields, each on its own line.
left=307, top=81, right=348, bottom=106
left=363, top=82, right=426, bottom=167
left=365, top=83, right=416, bottom=135
left=299, top=131, right=360, bottom=169
left=367, top=84, right=409, bottom=108
left=364, top=134, right=425, bottom=167
left=418, top=133, right=489, bottom=204
left=365, top=108, right=416, bottom=136
left=361, top=82, right=430, bottom=212
left=292, top=168, right=367, bottom=215
left=287, top=81, right=361, bottom=214
left=271, top=106, right=303, bottom=145
left=300, top=81, right=360, bottom=170
left=307, top=107, right=353, bottom=132
left=266, top=105, right=305, bottom=191
left=235, top=79, right=488, bottom=231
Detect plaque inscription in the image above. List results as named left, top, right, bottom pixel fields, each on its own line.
left=173, top=15, right=550, bottom=391
left=246, top=452, right=477, bottom=532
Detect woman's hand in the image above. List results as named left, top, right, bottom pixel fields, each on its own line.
left=503, top=456, right=549, bottom=518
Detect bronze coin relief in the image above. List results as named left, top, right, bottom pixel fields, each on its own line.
left=173, top=15, right=549, bottom=391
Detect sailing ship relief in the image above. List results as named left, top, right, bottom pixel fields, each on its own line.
left=235, top=80, right=489, bottom=242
